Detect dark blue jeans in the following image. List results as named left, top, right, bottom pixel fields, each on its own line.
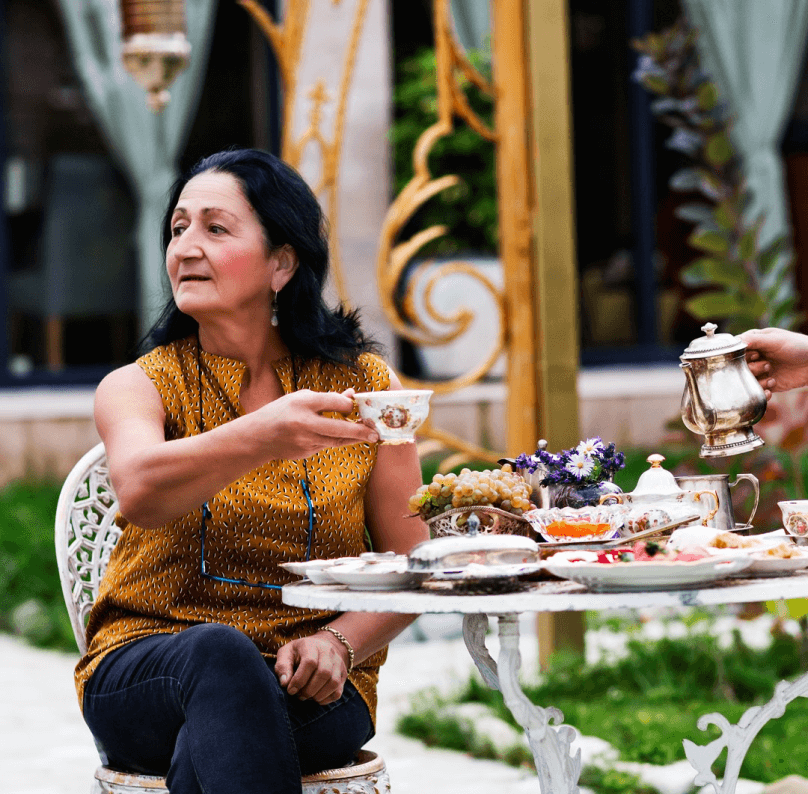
left=82, top=623, right=374, bottom=794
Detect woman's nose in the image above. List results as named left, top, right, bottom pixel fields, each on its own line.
left=171, top=226, right=203, bottom=259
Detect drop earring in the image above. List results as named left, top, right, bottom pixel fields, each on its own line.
left=271, top=291, right=279, bottom=327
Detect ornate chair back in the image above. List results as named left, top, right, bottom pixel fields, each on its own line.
left=55, top=443, right=391, bottom=794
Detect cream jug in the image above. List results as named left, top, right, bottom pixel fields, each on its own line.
left=680, top=322, right=767, bottom=458
left=674, top=473, right=759, bottom=531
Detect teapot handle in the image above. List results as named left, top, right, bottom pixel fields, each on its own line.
left=599, top=493, right=624, bottom=505
left=730, top=473, right=760, bottom=529
left=693, top=490, right=720, bottom=527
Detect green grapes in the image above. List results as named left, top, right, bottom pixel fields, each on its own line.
left=408, top=466, right=533, bottom=520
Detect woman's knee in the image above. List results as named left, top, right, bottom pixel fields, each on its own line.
left=175, top=624, right=278, bottom=699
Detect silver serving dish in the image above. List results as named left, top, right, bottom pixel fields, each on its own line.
left=407, top=514, right=540, bottom=571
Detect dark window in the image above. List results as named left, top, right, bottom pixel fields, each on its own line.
left=0, top=0, right=275, bottom=385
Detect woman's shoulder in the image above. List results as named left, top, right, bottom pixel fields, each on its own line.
left=356, top=352, right=392, bottom=388
left=311, top=352, right=391, bottom=392
left=94, top=363, right=164, bottom=428
left=137, top=336, right=196, bottom=372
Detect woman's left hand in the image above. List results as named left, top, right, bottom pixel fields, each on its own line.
left=275, top=631, right=351, bottom=704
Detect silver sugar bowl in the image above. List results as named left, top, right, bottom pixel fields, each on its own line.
left=680, top=322, right=767, bottom=458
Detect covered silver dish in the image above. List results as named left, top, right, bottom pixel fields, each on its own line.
left=680, top=322, right=767, bottom=457
left=407, top=523, right=539, bottom=572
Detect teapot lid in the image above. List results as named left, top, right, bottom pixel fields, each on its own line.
left=632, top=454, right=683, bottom=495
left=681, top=322, right=746, bottom=360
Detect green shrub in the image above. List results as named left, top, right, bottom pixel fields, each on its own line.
left=0, top=480, right=76, bottom=651
left=390, top=47, right=497, bottom=256
left=398, top=622, right=808, bottom=784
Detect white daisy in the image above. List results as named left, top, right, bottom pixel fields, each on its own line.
left=576, top=437, right=604, bottom=456
left=565, top=452, right=595, bottom=480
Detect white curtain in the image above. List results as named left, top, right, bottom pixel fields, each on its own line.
left=55, top=0, right=218, bottom=329
left=451, top=0, right=490, bottom=53
left=683, top=0, right=808, bottom=294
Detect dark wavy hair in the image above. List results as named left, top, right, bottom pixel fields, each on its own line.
left=140, top=148, right=380, bottom=364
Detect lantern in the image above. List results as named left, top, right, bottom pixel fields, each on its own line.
left=120, top=0, right=192, bottom=112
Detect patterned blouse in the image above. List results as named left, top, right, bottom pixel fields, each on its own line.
left=74, top=336, right=391, bottom=723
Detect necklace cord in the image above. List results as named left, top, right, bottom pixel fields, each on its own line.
left=196, top=338, right=315, bottom=589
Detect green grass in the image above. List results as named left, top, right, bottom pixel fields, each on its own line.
left=397, top=625, right=808, bottom=785
left=0, top=480, right=77, bottom=651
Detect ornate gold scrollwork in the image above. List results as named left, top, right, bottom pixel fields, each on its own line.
left=238, top=0, right=369, bottom=303
left=376, top=0, right=504, bottom=467
left=241, top=0, right=512, bottom=469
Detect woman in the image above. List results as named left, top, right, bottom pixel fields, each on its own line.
left=75, top=148, right=429, bottom=794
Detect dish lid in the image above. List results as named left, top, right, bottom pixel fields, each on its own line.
left=681, top=322, right=746, bottom=360
left=407, top=513, right=538, bottom=568
left=631, top=454, right=683, bottom=496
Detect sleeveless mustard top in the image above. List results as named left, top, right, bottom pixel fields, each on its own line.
left=74, top=336, right=391, bottom=722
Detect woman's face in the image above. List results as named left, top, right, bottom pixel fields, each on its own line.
left=166, top=170, right=293, bottom=322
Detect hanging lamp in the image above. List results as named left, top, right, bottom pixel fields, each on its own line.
left=119, top=0, right=192, bottom=112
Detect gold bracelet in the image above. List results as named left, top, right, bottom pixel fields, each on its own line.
left=321, top=626, right=355, bottom=672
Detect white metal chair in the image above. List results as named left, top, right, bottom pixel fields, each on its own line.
left=55, top=442, right=391, bottom=794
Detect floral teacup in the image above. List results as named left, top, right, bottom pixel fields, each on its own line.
left=354, top=390, right=433, bottom=444
left=778, top=500, right=808, bottom=537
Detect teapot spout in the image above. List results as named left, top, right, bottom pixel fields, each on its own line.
left=680, top=362, right=717, bottom=433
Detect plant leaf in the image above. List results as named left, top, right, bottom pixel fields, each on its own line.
left=705, top=132, right=734, bottom=168
left=688, top=228, right=730, bottom=255
left=669, top=169, right=701, bottom=192
left=694, top=169, right=725, bottom=201
left=681, top=257, right=747, bottom=288
left=713, top=201, right=737, bottom=231
left=675, top=203, right=715, bottom=224
left=685, top=290, right=765, bottom=321
left=640, top=74, right=669, bottom=94
left=738, top=226, right=759, bottom=261
left=696, top=82, right=719, bottom=111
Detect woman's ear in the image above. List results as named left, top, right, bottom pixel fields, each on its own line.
left=270, top=245, right=299, bottom=292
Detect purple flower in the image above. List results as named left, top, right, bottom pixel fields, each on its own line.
left=518, top=438, right=625, bottom=487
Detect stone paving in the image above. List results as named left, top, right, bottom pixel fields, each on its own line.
left=2, top=614, right=806, bottom=794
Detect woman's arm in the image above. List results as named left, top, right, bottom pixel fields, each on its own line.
left=275, top=367, right=430, bottom=704
left=96, top=364, right=379, bottom=528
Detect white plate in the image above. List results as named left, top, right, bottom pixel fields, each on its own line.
left=739, top=550, right=808, bottom=577
left=327, top=565, right=431, bottom=591
left=279, top=558, right=361, bottom=585
left=544, top=556, right=753, bottom=592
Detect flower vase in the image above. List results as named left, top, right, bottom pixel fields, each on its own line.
left=550, top=480, right=623, bottom=509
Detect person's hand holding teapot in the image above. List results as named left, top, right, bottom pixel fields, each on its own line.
left=741, top=327, right=808, bottom=399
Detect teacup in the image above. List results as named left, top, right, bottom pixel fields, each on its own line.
left=354, top=390, right=433, bottom=444
left=778, top=500, right=808, bottom=537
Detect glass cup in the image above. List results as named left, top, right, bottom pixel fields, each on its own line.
left=778, top=500, right=808, bottom=537
left=353, top=390, right=433, bottom=444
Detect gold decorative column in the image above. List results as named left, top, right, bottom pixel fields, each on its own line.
left=523, top=0, right=584, bottom=665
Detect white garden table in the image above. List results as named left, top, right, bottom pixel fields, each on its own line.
left=283, top=573, right=808, bottom=794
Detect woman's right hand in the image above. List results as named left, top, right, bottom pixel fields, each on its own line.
left=741, top=327, right=808, bottom=398
left=251, top=387, right=378, bottom=459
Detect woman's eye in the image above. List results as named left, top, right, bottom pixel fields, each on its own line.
left=171, top=225, right=186, bottom=237
left=209, top=225, right=227, bottom=235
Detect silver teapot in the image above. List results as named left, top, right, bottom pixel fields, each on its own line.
left=680, top=322, right=767, bottom=458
